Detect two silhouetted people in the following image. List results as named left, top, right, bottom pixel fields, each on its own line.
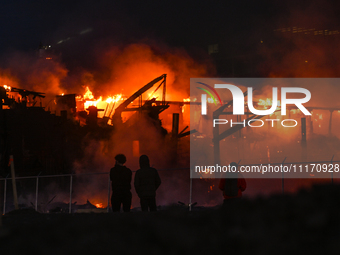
left=110, top=154, right=161, bottom=212
left=110, top=154, right=132, bottom=212
left=134, top=155, right=161, bottom=212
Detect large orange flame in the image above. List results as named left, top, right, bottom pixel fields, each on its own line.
left=77, top=86, right=125, bottom=118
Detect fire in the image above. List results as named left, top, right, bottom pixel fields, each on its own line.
left=182, top=98, right=191, bottom=113
left=84, top=96, right=102, bottom=109
left=84, top=86, right=94, bottom=100
left=2, top=85, right=11, bottom=91
left=76, top=86, right=125, bottom=118
left=95, top=203, right=104, bottom=208
left=148, top=93, right=158, bottom=99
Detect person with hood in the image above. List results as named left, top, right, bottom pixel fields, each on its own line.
left=134, top=155, right=161, bottom=212
left=219, top=162, right=246, bottom=203
left=110, top=154, right=132, bottom=212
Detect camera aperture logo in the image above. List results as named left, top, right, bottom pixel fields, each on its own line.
left=198, top=82, right=311, bottom=128
left=196, top=82, right=223, bottom=108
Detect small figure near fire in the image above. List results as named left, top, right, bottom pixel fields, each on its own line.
left=134, top=155, right=161, bottom=212
left=219, top=162, right=246, bottom=204
left=110, top=154, right=132, bottom=212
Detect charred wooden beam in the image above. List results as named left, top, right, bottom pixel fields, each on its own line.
left=114, top=74, right=166, bottom=118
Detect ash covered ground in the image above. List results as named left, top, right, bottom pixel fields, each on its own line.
left=0, top=184, right=339, bottom=255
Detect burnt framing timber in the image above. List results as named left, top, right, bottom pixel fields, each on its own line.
left=112, top=74, right=168, bottom=123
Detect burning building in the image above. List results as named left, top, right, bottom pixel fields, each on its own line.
left=0, top=72, right=197, bottom=179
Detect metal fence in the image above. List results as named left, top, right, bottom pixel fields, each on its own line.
left=1, top=158, right=340, bottom=214
left=0, top=168, right=192, bottom=214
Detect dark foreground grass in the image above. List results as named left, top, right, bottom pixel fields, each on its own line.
left=1, top=184, right=340, bottom=255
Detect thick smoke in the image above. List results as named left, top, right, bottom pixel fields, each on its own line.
left=1, top=51, right=67, bottom=95
left=94, top=43, right=208, bottom=100
left=61, top=42, right=210, bottom=103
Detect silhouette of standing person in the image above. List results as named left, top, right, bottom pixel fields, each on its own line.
left=219, top=162, right=246, bottom=204
left=110, top=154, right=132, bottom=212
left=134, top=155, right=161, bottom=212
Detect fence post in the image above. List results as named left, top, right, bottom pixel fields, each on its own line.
left=3, top=174, right=8, bottom=215
left=107, top=173, right=111, bottom=213
left=10, top=155, right=19, bottom=210
left=69, top=174, right=73, bottom=213
left=35, top=172, right=42, bottom=212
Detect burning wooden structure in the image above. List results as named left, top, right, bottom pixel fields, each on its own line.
left=0, top=74, right=189, bottom=177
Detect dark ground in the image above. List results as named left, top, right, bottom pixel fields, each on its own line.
left=0, top=184, right=339, bottom=255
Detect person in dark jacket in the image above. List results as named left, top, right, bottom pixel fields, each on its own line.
left=110, top=154, right=132, bottom=212
left=219, top=162, right=246, bottom=203
left=134, top=155, right=161, bottom=212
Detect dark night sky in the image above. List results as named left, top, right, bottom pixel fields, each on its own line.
left=1, top=0, right=340, bottom=76
left=0, top=1, right=280, bottom=52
